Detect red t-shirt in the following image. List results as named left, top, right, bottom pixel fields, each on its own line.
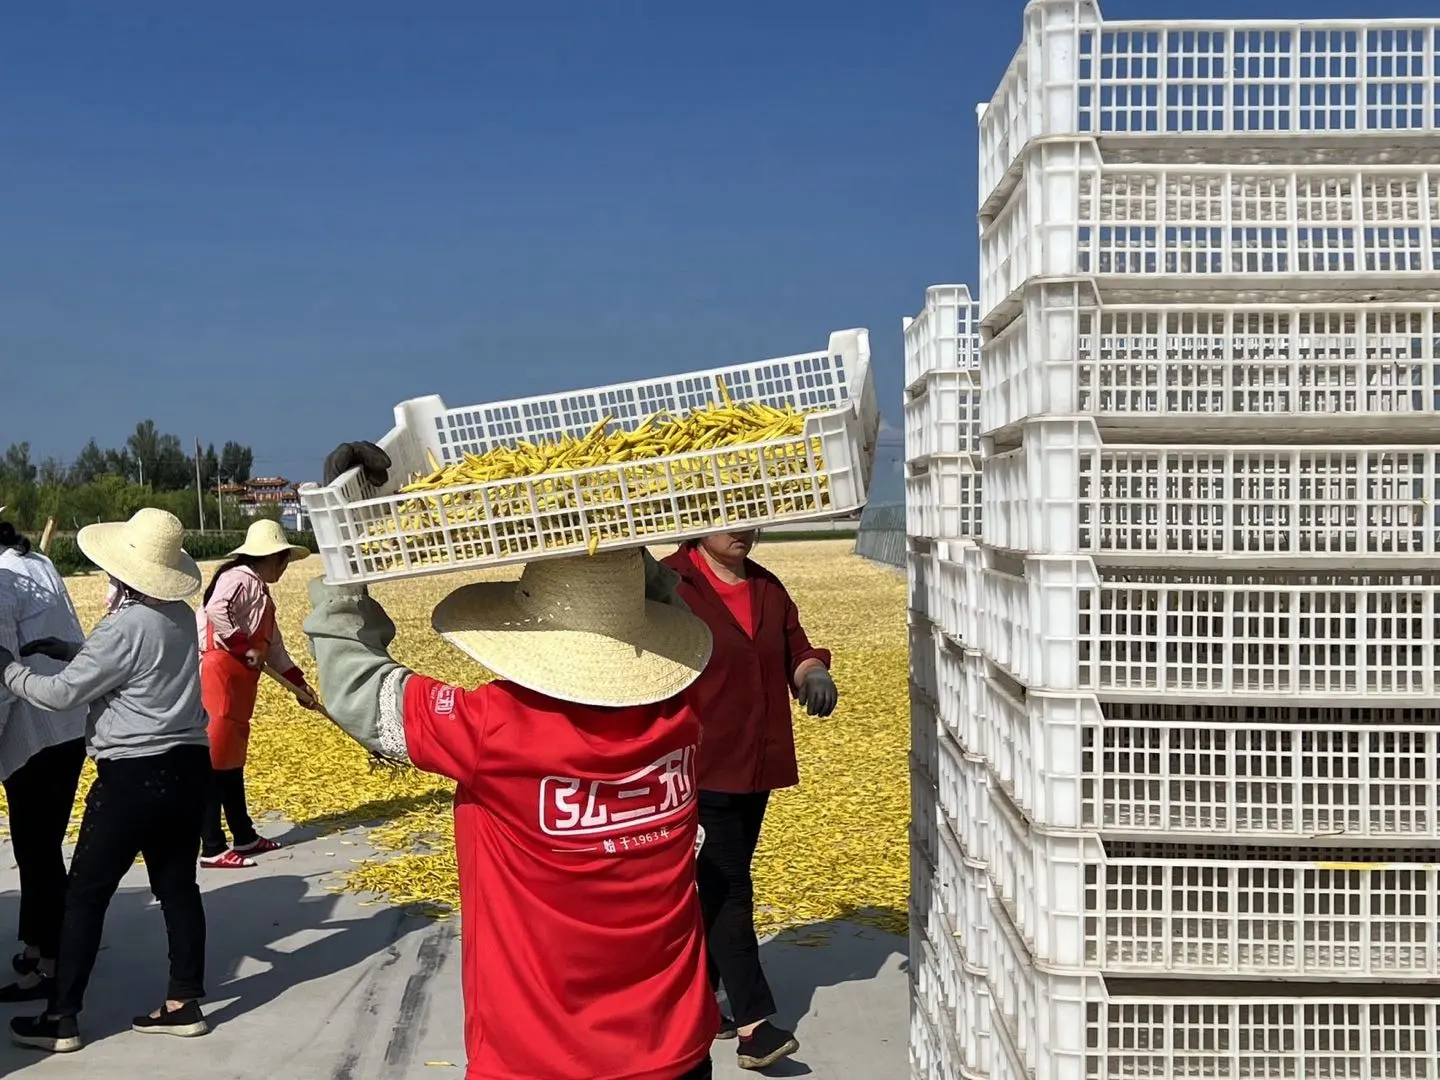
left=402, top=674, right=716, bottom=1080
left=689, top=547, right=753, bottom=637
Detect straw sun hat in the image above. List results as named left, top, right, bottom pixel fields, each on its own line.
left=432, top=549, right=713, bottom=708
left=77, top=507, right=203, bottom=602
left=229, top=518, right=311, bottom=562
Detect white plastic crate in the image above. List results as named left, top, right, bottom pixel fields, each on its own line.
left=986, top=891, right=1440, bottom=1080
left=935, top=818, right=991, bottom=976
left=982, top=676, right=1440, bottom=843
left=934, top=906, right=966, bottom=1025
left=981, top=279, right=1440, bottom=437
left=910, top=696, right=944, bottom=869
left=908, top=987, right=966, bottom=1080
left=912, top=840, right=951, bottom=976
left=910, top=615, right=941, bottom=707
left=937, top=731, right=992, bottom=874
left=906, top=457, right=983, bottom=542
left=904, top=285, right=982, bottom=392
left=907, top=539, right=947, bottom=619
left=989, top=784, right=1440, bottom=980
left=301, top=330, right=876, bottom=584
left=911, top=755, right=940, bottom=869
left=935, top=542, right=982, bottom=647
left=951, top=959, right=996, bottom=1079
left=984, top=416, right=1440, bottom=559
left=910, top=931, right=949, bottom=1056
left=936, top=638, right=987, bottom=760
left=980, top=139, right=1440, bottom=320
left=979, top=551, right=1440, bottom=698
left=905, top=371, right=982, bottom=464
left=978, top=0, right=1440, bottom=210
left=929, top=541, right=948, bottom=618
left=908, top=538, right=936, bottom=618
left=918, top=898, right=996, bottom=1078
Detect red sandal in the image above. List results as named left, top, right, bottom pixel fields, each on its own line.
left=234, top=836, right=282, bottom=855
left=200, top=850, right=256, bottom=869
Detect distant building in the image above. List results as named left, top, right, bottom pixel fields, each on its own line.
left=227, top=476, right=309, bottom=531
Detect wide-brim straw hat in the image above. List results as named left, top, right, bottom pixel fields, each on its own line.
left=229, top=518, right=310, bottom=562
left=432, top=549, right=713, bottom=708
left=77, top=508, right=202, bottom=602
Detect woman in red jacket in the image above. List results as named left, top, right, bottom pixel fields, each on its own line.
left=663, top=532, right=837, bottom=1072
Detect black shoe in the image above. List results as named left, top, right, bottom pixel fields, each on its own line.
left=717, top=1013, right=738, bottom=1040
left=736, top=1021, right=799, bottom=1070
left=10, top=1012, right=82, bottom=1053
left=0, top=973, right=51, bottom=1003
left=132, top=1000, right=209, bottom=1038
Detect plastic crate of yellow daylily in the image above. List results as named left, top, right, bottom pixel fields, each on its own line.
left=300, top=329, right=877, bottom=584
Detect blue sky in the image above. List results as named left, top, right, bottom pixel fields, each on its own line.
left=5, top=0, right=1438, bottom=499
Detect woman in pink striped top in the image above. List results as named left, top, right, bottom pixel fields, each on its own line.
left=195, top=520, right=315, bottom=869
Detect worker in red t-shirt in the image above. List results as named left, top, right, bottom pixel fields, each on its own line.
left=301, top=442, right=720, bottom=1080
left=663, top=532, right=837, bottom=1071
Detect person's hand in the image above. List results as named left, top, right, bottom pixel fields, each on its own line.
left=323, top=442, right=391, bottom=487
left=277, top=666, right=320, bottom=711
left=19, top=637, right=78, bottom=662
left=797, top=666, right=837, bottom=718
left=243, top=647, right=265, bottom=670
left=291, top=684, right=320, bottom=711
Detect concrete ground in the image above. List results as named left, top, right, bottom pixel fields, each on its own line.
left=0, top=827, right=906, bottom=1080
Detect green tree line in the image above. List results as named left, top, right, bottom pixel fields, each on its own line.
left=0, top=421, right=262, bottom=532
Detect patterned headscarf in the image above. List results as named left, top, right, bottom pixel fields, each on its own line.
left=103, top=577, right=164, bottom=615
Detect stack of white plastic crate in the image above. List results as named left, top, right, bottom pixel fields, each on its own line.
left=926, top=3, right=1440, bottom=1079
left=904, top=285, right=989, bottom=1080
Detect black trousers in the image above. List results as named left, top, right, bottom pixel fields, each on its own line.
left=696, top=790, right=775, bottom=1027
left=200, top=766, right=258, bottom=857
left=2, top=738, right=86, bottom=959
left=675, top=1055, right=712, bottom=1079
left=51, top=745, right=210, bottom=1018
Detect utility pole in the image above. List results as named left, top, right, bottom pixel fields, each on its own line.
left=195, top=439, right=206, bottom=532
left=216, top=475, right=225, bottom=532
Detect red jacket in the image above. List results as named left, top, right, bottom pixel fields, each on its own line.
left=664, top=549, right=831, bottom=793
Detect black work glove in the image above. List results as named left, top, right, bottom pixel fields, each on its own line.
left=0, top=644, right=12, bottom=670
left=323, top=442, right=391, bottom=487
left=797, top=666, right=838, bottom=718
left=19, top=637, right=80, bottom=662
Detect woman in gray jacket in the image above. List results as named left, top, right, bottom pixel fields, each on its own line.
left=0, top=508, right=212, bottom=1054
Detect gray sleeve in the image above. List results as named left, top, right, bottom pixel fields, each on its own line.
left=642, top=548, right=689, bottom=612
left=1, top=618, right=131, bottom=712
left=302, top=577, right=413, bottom=762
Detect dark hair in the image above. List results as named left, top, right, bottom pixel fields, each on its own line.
left=202, top=554, right=266, bottom=605
left=0, top=522, right=31, bottom=556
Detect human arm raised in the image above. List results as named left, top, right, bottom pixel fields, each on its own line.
left=0, top=617, right=131, bottom=713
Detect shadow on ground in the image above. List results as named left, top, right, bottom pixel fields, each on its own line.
left=0, top=872, right=428, bottom=1048
left=712, top=908, right=907, bottom=1078
left=285, top=791, right=453, bottom=841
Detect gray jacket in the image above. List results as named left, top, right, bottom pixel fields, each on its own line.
left=0, top=600, right=209, bottom=761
